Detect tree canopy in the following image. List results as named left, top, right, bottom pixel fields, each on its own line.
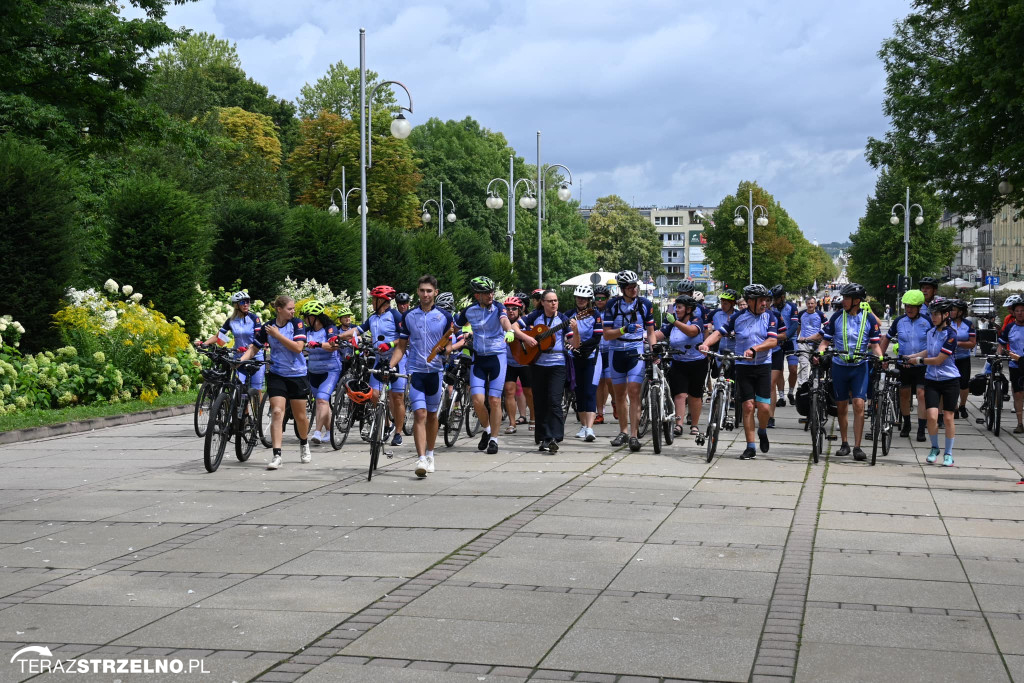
left=584, top=195, right=663, bottom=279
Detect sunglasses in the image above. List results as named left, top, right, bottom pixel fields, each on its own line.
left=595, top=296, right=608, bottom=300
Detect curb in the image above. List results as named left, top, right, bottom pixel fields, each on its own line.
left=0, top=404, right=194, bottom=445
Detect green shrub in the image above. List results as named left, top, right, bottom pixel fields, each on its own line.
left=104, top=176, right=214, bottom=336
left=366, top=222, right=417, bottom=294
left=0, top=136, right=83, bottom=350
left=211, top=199, right=292, bottom=300
left=286, top=206, right=360, bottom=293
left=410, top=231, right=466, bottom=298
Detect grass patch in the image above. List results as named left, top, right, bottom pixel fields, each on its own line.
left=0, top=390, right=198, bottom=433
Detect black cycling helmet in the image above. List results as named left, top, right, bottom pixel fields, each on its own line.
left=952, top=299, right=969, bottom=313
left=593, top=285, right=609, bottom=297
left=770, top=284, right=786, bottom=298
left=676, top=281, right=695, bottom=294
left=743, top=283, right=770, bottom=299
left=918, top=276, right=940, bottom=288
left=840, top=283, right=867, bottom=300
left=930, top=298, right=955, bottom=314
left=675, top=295, right=697, bottom=308
left=395, top=292, right=411, bottom=304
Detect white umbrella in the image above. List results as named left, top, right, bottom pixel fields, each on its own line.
left=947, top=277, right=974, bottom=288
left=560, top=271, right=618, bottom=287
left=996, top=280, right=1024, bottom=291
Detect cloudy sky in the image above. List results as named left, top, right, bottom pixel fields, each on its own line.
left=155, top=0, right=911, bottom=243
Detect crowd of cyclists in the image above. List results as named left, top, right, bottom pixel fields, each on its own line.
left=196, top=269, right=1024, bottom=475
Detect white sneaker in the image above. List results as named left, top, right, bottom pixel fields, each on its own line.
left=309, top=430, right=322, bottom=445
left=415, top=456, right=429, bottom=478
left=575, top=426, right=587, bottom=439
left=426, top=455, right=435, bottom=473
left=267, top=454, right=282, bottom=470
left=584, top=427, right=596, bottom=442
left=299, top=443, right=312, bottom=463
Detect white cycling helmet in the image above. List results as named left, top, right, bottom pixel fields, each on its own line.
left=573, top=285, right=594, bottom=299
left=693, top=291, right=704, bottom=302
left=1005, top=294, right=1023, bottom=309
left=229, top=291, right=250, bottom=303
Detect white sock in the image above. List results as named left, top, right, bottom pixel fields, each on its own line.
left=489, top=436, right=498, bottom=444
left=483, top=426, right=491, bottom=434
left=425, top=450, right=434, bottom=458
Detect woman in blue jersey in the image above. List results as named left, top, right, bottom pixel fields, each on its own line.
left=521, top=289, right=572, bottom=452
left=300, top=300, right=342, bottom=446
left=240, top=295, right=309, bottom=470
left=657, top=295, right=706, bottom=438
left=949, top=300, right=977, bottom=419
left=568, top=285, right=603, bottom=443
left=201, top=291, right=265, bottom=400
left=997, top=298, right=1024, bottom=434
left=502, top=296, right=533, bottom=434
left=905, top=299, right=959, bottom=466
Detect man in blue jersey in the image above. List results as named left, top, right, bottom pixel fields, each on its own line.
left=603, top=270, right=657, bottom=452
left=997, top=297, right=1024, bottom=433
left=456, top=276, right=517, bottom=455
left=918, top=276, right=940, bottom=317
left=879, top=289, right=931, bottom=440
left=795, top=296, right=826, bottom=387
left=389, top=275, right=455, bottom=477
left=700, top=284, right=781, bottom=460
left=819, top=283, right=882, bottom=461
left=769, top=285, right=798, bottom=424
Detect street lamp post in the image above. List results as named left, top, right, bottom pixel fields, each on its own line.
left=358, top=27, right=414, bottom=320
left=536, top=131, right=574, bottom=289
left=486, top=154, right=537, bottom=264
left=328, top=185, right=361, bottom=221
left=732, top=189, right=769, bottom=285
left=421, top=182, right=456, bottom=238
left=890, top=186, right=924, bottom=301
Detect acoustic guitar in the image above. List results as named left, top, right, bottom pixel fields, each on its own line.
left=510, top=311, right=592, bottom=366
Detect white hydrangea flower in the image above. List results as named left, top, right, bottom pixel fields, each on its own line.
left=130, top=293, right=143, bottom=303
left=103, top=279, right=118, bottom=293
left=121, top=284, right=133, bottom=296
left=13, top=322, right=24, bottom=334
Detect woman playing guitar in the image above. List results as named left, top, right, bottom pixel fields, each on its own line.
left=521, top=289, right=572, bottom=452
left=568, top=285, right=603, bottom=442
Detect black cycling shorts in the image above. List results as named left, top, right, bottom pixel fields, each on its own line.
left=668, top=358, right=708, bottom=399
left=505, top=364, right=532, bottom=389
left=924, top=378, right=959, bottom=410
left=736, top=364, right=772, bottom=403
left=267, top=373, right=310, bottom=400
left=954, top=357, right=971, bottom=391
left=1010, top=366, right=1024, bottom=393
left=771, top=350, right=784, bottom=372
left=899, top=365, right=926, bottom=390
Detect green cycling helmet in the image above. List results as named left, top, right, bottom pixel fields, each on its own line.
left=300, top=300, right=326, bottom=316
left=719, top=289, right=738, bottom=301
left=901, top=289, right=925, bottom=306
left=336, top=306, right=353, bottom=318
left=470, top=276, right=496, bottom=293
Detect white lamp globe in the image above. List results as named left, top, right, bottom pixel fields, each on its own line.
left=999, top=180, right=1014, bottom=195
left=357, top=204, right=364, bottom=215
left=890, top=215, right=899, bottom=225
left=520, top=196, right=533, bottom=209
left=328, top=203, right=340, bottom=215
left=492, top=196, right=503, bottom=209
left=734, top=216, right=744, bottom=227
left=390, top=114, right=411, bottom=139
left=914, top=215, right=924, bottom=226
left=758, top=216, right=769, bottom=227
left=557, top=185, right=572, bottom=201
left=446, top=212, right=456, bottom=223
left=527, top=196, right=538, bottom=209
left=421, top=212, right=431, bottom=223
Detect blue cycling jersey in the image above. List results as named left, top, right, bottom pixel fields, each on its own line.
left=660, top=311, right=705, bottom=361
left=720, top=310, right=781, bottom=366
left=823, top=309, right=881, bottom=366
left=399, top=305, right=455, bottom=373
left=796, top=310, right=826, bottom=341
left=306, top=324, right=340, bottom=373
left=711, top=308, right=736, bottom=353
left=773, top=301, right=798, bottom=352
left=357, top=307, right=404, bottom=361
left=252, top=318, right=308, bottom=378
left=523, top=309, right=571, bottom=367
left=997, top=320, right=1024, bottom=369
left=571, top=311, right=603, bottom=360
left=886, top=314, right=930, bottom=356
left=455, top=301, right=509, bottom=356
left=925, top=325, right=959, bottom=381
left=950, top=319, right=975, bottom=359
left=602, top=296, right=654, bottom=350
left=218, top=313, right=262, bottom=356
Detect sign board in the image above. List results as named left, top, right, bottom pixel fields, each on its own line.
left=986, top=275, right=1000, bottom=286
left=688, top=231, right=706, bottom=245
left=656, top=275, right=668, bottom=289
left=689, top=247, right=705, bottom=262
left=688, top=263, right=709, bottom=279
left=589, top=272, right=602, bottom=285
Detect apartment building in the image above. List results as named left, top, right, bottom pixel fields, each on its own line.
left=990, top=203, right=1024, bottom=281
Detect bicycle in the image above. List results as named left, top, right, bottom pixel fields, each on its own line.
left=868, top=356, right=906, bottom=465
left=193, top=345, right=232, bottom=437
left=702, top=350, right=737, bottom=463
left=977, top=354, right=1010, bottom=436
left=365, top=366, right=409, bottom=481
left=258, top=383, right=315, bottom=448
left=792, top=348, right=838, bottom=464
left=203, top=357, right=270, bottom=473
left=641, top=342, right=676, bottom=454
left=440, top=353, right=472, bottom=448
left=330, top=339, right=374, bottom=450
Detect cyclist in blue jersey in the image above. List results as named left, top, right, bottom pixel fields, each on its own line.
left=770, top=285, right=798, bottom=422
left=337, top=284, right=407, bottom=447
left=708, top=289, right=738, bottom=384
left=701, top=284, right=780, bottom=460
left=593, top=285, right=614, bottom=425
left=819, top=283, right=881, bottom=462
left=389, top=275, right=454, bottom=478
left=201, top=290, right=266, bottom=401
left=905, top=299, right=959, bottom=465
left=997, top=297, right=1024, bottom=433
left=522, top=289, right=572, bottom=451
left=299, top=300, right=342, bottom=446
left=677, top=281, right=707, bottom=321
left=240, top=295, right=309, bottom=470
left=657, top=294, right=706, bottom=438
left=948, top=299, right=977, bottom=419
left=335, top=305, right=356, bottom=374
left=879, top=289, right=931, bottom=440
left=918, top=276, right=940, bottom=317
left=568, top=285, right=603, bottom=442
left=795, top=296, right=826, bottom=387
left=502, top=297, right=533, bottom=433
left=395, top=292, right=412, bottom=316
left=603, top=270, right=656, bottom=452
left=456, top=276, right=517, bottom=454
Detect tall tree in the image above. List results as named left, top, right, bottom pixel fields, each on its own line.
left=585, top=195, right=663, bottom=279
left=0, top=0, right=195, bottom=151
left=296, top=60, right=396, bottom=121
left=866, top=0, right=1024, bottom=220
left=847, top=167, right=957, bottom=298
left=206, top=106, right=286, bottom=202
left=211, top=199, right=292, bottom=300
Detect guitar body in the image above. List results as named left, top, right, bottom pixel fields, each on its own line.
left=510, top=325, right=555, bottom=365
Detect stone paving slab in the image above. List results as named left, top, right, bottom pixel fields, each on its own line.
left=801, top=607, right=998, bottom=653
left=0, top=603, right=174, bottom=643
left=296, top=661, right=527, bottom=683
left=811, top=551, right=968, bottom=582
left=795, top=642, right=1010, bottom=683
left=807, top=574, right=980, bottom=610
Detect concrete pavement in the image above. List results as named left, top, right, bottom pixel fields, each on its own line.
left=0, top=391, right=1022, bottom=682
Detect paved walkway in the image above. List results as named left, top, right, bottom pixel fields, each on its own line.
left=0, top=389, right=1022, bottom=682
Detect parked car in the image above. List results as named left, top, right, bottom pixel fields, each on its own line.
left=970, top=297, right=995, bottom=316
left=703, top=295, right=719, bottom=309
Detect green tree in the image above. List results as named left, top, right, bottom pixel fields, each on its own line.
left=866, top=0, right=1024, bottom=220
left=104, top=175, right=214, bottom=335
left=585, top=195, right=662, bottom=278
left=296, top=60, right=396, bottom=120
left=0, top=0, right=193, bottom=152
left=0, top=136, right=83, bottom=349
left=286, top=206, right=360, bottom=294
left=847, top=167, right=957, bottom=299
left=210, top=199, right=292, bottom=300
left=410, top=232, right=466, bottom=299
left=205, top=106, right=286, bottom=202
left=366, top=222, right=417, bottom=294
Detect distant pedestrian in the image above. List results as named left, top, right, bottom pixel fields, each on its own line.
left=884, top=304, right=891, bottom=320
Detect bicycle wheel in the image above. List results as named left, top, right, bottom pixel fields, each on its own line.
left=444, top=388, right=465, bottom=447
left=637, top=379, right=651, bottom=438
left=869, top=390, right=882, bottom=465
left=561, top=385, right=573, bottom=426
left=651, top=384, right=663, bottom=454
left=662, top=382, right=675, bottom=445
left=809, top=389, right=821, bottom=464
left=992, top=378, right=1003, bottom=437
left=234, top=389, right=260, bottom=462
left=402, top=385, right=413, bottom=436
left=258, top=393, right=273, bottom=448
left=194, top=382, right=215, bottom=437
left=368, top=404, right=386, bottom=481
left=881, top=386, right=897, bottom=456
left=203, top=393, right=231, bottom=473
left=465, top=390, right=482, bottom=438
left=705, top=390, right=722, bottom=463
left=292, top=397, right=313, bottom=440
left=330, top=390, right=353, bottom=450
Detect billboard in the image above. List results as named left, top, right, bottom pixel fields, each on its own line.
left=689, top=231, right=706, bottom=245
left=689, top=246, right=704, bottom=262
left=688, top=262, right=710, bottom=279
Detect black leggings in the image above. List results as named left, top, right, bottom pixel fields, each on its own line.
left=532, top=363, right=567, bottom=443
